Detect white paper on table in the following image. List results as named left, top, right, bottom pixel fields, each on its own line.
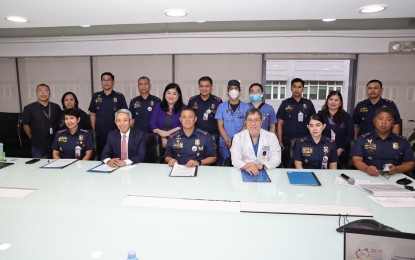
left=116, top=165, right=136, bottom=171
left=0, top=188, right=35, bottom=198
left=169, top=163, right=196, bottom=177
left=335, top=176, right=371, bottom=186
left=42, top=159, right=77, bottom=168
left=368, top=196, right=415, bottom=207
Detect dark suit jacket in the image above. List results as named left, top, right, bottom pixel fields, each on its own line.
left=101, top=128, right=146, bottom=164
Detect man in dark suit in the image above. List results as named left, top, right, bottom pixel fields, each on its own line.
left=101, top=109, right=146, bottom=167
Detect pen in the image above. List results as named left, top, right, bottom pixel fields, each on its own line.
left=340, top=173, right=355, bottom=185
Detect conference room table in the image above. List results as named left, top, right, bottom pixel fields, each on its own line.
left=0, top=158, right=414, bottom=260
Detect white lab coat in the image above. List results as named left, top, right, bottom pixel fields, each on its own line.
left=230, top=129, right=281, bottom=169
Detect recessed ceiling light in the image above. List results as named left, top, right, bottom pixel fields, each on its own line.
left=80, top=25, right=91, bottom=28
left=164, top=9, right=188, bottom=17
left=359, top=5, right=386, bottom=14
left=5, top=16, right=29, bottom=23
left=322, top=18, right=336, bottom=22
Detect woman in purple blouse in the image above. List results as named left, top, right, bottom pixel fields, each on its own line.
left=150, top=83, right=187, bottom=147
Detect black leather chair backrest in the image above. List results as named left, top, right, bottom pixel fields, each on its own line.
left=0, top=112, right=31, bottom=157
left=144, top=133, right=164, bottom=163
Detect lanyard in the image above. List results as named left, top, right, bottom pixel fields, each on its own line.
left=227, top=101, right=240, bottom=116
left=39, top=102, right=51, bottom=120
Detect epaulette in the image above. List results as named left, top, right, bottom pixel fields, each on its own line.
left=357, top=100, right=366, bottom=105
left=169, top=129, right=182, bottom=139
left=214, top=96, right=223, bottom=102
left=189, top=95, right=198, bottom=101
left=80, top=129, right=89, bottom=133
left=393, top=133, right=407, bottom=140
left=299, top=137, right=308, bottom=143
left=383, top=99, right=394, bottom=104
left=57, top=129, right=68, bottom=134
left=114, top=91, right=124, bottom=95
left=196, top=128, right=208, bottom=136
left=361, top=132, right=372, bottom=138
left=130, top=96, right=139, bottom=102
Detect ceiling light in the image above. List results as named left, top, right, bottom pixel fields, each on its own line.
left=196, top=21, right=206, bottom=23
left=322, top=18, right=336, bottom=22
left=80, top=25, right=91, bottom=28
left=164, top=9, right=188, bottom=17
left=5, top=16, right=29, bottom=23
left=359, top=5, right=386, bottom=14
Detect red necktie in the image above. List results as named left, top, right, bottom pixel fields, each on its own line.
left=121, top=134, right=127, bottom=160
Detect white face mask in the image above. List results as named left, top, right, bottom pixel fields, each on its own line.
left=229, top=89, right=240, bottom=100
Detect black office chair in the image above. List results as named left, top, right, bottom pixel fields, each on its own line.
left=281, top=138, right=297, bottom=168
left=144, top=133, right=164, bottom=163
left=210, top=134, right=221, bottom=166
left=0, top=112, right=31, bottom=158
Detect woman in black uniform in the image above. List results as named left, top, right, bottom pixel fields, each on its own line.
left=293, top=114, right=338, bottom=169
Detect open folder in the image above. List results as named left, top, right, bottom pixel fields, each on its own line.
left=40, top=159, right=77, bottom=169
left=87, top=163, right=117, bottom=173
left=169, top=163, right=197, bottom=177
left=241, top=169, right=271, bottom=182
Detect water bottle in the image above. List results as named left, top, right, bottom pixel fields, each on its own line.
left=75, top=146, right=81, bottom=159
left=0, top=143, right=4, bottom=160
left=127, top=250, right=138, bottom=260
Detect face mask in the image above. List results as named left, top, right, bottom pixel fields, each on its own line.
left=228, top=89, right=240, bottom=100
left=249, top=94, right=263, bottom=103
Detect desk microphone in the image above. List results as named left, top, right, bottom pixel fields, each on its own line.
left=340, top=173, right=355, bottom=185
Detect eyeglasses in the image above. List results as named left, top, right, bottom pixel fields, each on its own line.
left=246, top=118, right=261, bottom=123
left=37, top=90, right=50, bottom=94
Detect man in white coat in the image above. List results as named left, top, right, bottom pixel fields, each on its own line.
left=231, top=108, right=281, bottom=175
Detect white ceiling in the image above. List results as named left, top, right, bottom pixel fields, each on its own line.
left=1, top=0, right=415, bottom=37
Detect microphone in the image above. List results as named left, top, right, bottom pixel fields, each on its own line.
left=340, top=173, right=355, bottom=185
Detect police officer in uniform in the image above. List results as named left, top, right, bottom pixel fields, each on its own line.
left=129, top=76, right=161, bottom=133
left=293, top=114, right=338, bottom=169
left=351, top=107, right=414, bottom=176
left=52, top=108, right=94, bottom=160
left=188, top=76, right=222, bottom=135
left=277, top=78, right=316, bottom=165
left=165, top=108, right=217, bottom=167
left=88, top=72, right=128, bottom=158
left=353, top=79, right=401, bottom=138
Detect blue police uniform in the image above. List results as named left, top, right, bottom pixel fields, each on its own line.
left=350, top=131, right=414, bottom=171
left=129, top=95, right=161, bottom=133
left=52, top=129, right=94, bottom=159
left=293, top=135, right=338, bottom=169
left=188, top=94, right=222, bottom=135
left=249, top=102, right=277, bottom=131
left=352, top=98, right=401, bottom=136
left=88, top=90, right=128, bottom=156
left=165, top=128, right=217, bottom=165
left=215, top=100, right=251, bottom=161
left=276, top=97, right=316, bottom=146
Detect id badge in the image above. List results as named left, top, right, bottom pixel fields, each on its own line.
left=330, top=129, right=336, bottom=142
left=298, top=111, right=303, bottom=122
left=203, top=113, right=208, bottom=121
left=49, top=127, right=53, bottom=135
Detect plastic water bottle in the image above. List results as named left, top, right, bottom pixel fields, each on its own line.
left=75, top=146, right=81, bottom=159
left=127, top=250, right=138, bottom=260
left=0, top=143, right=4, bottom=160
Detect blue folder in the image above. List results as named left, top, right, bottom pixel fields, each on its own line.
left=287, top=171, right=321, bottom=186
left=241, top=169, right=271, bottom=182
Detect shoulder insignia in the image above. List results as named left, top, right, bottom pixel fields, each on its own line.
left=214, top=96, right=223, bottom=102
left=169, top=129, right=182, bottom=138
left=189, top=95, right=197, bottom=101
left=57, top=129, right=67, bottom=134
left=80, top=129, right=89, bottom=133
left=196, top=128, right=208, bottom=136
left=299, top=137, right=308, bottom=143
left=361, top=132, right=372, bottom=138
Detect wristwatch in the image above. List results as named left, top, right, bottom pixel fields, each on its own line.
left=197, top=160, right=202, bottom=166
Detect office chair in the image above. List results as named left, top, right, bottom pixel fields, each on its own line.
left=144, top=133, right=164, bottom=163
